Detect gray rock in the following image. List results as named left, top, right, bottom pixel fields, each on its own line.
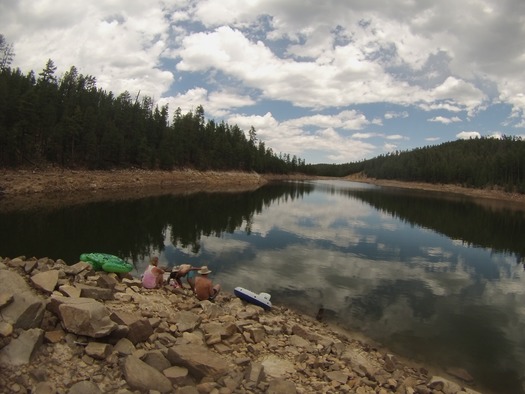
left=96, top=273, right=118, bottom=289
left=63, top=261, right=92, bottom=275
left=85, top=342, right=113, bottom=360
left=446, top=367, right=474, bottom=383
left=0, top=321, right=13, bottom=337
left=267, top=379, right=297, bottom=394
left=341, top=347, right=379, bottom=376
left=260, top=355, right=295, bottom=379
left=77, top=284, right=114, bottom=300
left=6, top=257, right=25, bottom=268
left=114, top=337, right=136, bottom=355
left=143, top=350, right=171, bottom=372
left=31, top=270, right=59, bottom=294
left=289, top=334, right=311, bottom=349
left=0, top=291, right=14, bottom=308
left=325, top=370, right=349, bottom=384
left=167, top=343, right=230, bottom=379
left=123, top=355, right=173, bottom=393
left=163, top=365, right=190, bottom=385
left=58, top=284, right=82, bottom=298
left=245, top=362, right=265, bottom=385
left=428, top=375, right=463, bottom=394
left=24, top=260, right=38, bottom=274
left=174, top=387, right=199, bottom=394
left=33, top=381, right=56, bottom=394
left=0, top=270, right=46, bottom=329
left=67, top=380, right=102, bottom=394
left=110, top=311, right=153, bottom=344
left=49, top=296, right=117, bottom=338
left=174, top=311, right=202, bottom=332
left=291, top=323, right=321, bottom=342
left=0, top=328, right=44, bottom=365
left=384, top=353, right=397, bottom=373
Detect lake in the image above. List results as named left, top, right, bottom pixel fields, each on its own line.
left=1, top=179, right=524, bottom=393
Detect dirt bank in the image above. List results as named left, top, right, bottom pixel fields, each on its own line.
left=0, top=168, right=314, bottom=212
left=2, top=168, right=524, bottom=212
left=0, top=168, right=268, bottom=195
left=0, top=168, right=260, bottom=211
left=345, top=174, right=525, bottom=210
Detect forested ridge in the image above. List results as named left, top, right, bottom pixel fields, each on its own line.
left=2, top=35, right=524, bottom=193
left=0, top=44, right=306, bottom=172
left=308, top=137, right=525, bottom=193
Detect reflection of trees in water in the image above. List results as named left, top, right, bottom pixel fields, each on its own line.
left=166, top=182, right=314, bottom=251
left=0, top=182, right=314, bottom=264
left=346, top=188, right=525, bottom=258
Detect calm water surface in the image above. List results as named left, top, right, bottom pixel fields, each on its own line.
left=1, top=180, right=525, bottom=393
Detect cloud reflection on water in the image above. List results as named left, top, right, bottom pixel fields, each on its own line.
left=165, top=180, right=525, bottom=393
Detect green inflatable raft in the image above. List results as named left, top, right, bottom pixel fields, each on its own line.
left=80, top=253, right=133, bottom=273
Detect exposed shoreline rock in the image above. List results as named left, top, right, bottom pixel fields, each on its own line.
left=1, top=168, right=524, bottom=214
left=0, top=256, right=485, bottom=394
left=0, top=168, right=313, bottom=212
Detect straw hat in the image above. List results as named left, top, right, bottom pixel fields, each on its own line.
left=198, top=266, right=212, bottom=275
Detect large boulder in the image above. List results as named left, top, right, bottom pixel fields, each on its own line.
left=123, top=355, right=173, bottom=393
left=0, top=328, right=44, bottom=365
left=110, top=311, right=153, bottom=344
left=30, top=270, right=59, bottom=294
left=167, top=344, right=231, bottom=380
left=0, top=270, right=46, bottom=329
left=174, top=311, right=202, bottom=333
left=47, top=296, right=117, bottom=338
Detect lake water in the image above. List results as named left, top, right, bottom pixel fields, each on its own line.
left=1, top=179, right=524, bottom=393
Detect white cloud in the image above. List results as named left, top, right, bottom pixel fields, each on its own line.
left=428, top=116, right=462, bottom=124
left=281, top=110, right=370, bottom=131
left=227, top=112, right=279, bottom=134
left=2, top=0, right=525, bottom=163
left=228, top=113, right=376, bottom=162
left=385, top=111, right=409, bottom=120
left=457, top=131, right=481, bottom=140
left=2, top=1, right=174, bottom=99
left=159, top=88, right=256, bottom=118
left=386, top=134, right=407, bottom=140
left=383, top=143, right=398, bottom=152
left=430, top=77, right=486, bottom=115
left=488, top=132, right=503, bottom=139
left=352, top=133, right=382, bottom=139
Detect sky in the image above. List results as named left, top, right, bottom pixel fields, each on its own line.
left=1, top=0, right=525, bottom=164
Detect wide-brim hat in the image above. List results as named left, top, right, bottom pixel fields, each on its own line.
left=198, top=266, right=212, bottom=274
left=172, top=265, right=181, bottom=272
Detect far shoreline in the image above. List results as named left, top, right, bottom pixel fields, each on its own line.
left=344, top=174, right=525, bottom=210
left=1, top=167, right=524, bottom=212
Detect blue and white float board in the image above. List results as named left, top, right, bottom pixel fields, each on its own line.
left=234, top=287, right=272, bottom=310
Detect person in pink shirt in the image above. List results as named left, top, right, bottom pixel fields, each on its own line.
left=141, top=256, right=164, bottom=289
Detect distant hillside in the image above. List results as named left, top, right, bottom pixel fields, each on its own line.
left=308, top=137, right=525, bottom=193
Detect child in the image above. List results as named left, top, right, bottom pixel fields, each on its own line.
left=141, top=257, right=164, bottom=289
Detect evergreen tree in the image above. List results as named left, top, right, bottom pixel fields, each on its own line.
left=0, top=34, right=15, bottom=70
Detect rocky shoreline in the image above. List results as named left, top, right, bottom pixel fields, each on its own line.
left=0, top=168, right=315, bottom=212
left=0, top=256, right=484, bottom=394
